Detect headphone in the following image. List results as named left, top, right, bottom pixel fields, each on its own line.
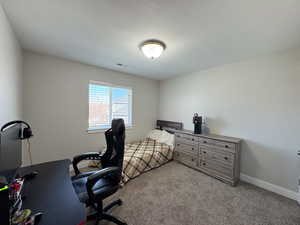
left=1, top=120, right=33, bottom=140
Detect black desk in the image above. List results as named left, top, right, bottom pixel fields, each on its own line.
left=19, top=160, right=85, bottom=225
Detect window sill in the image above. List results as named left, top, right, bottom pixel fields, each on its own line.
left=87, top=126, right=134, bottom=134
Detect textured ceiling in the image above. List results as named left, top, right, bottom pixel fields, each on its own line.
left=1, top=0, right=300, bottom=80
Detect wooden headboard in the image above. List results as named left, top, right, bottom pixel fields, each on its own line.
left=156, top=120, right=183, bottom=131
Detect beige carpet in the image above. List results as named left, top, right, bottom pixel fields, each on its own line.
left=87, top=161, right=299, bottom=225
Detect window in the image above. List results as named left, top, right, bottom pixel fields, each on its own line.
left=88, top=81, right=132, bottom=130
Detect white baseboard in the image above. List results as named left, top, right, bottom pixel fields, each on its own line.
left=240, top=173, right=299, bottom=202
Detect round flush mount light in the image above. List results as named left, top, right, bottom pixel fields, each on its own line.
left=140, top=40, right=166, bottom=60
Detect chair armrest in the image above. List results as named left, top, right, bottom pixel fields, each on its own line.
left=72, top=152, right=102, bottom=175
left=86, top=167, right=121, bottom=200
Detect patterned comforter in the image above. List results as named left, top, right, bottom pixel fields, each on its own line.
left=89, top=138, right=174, bottom=184
left=122, top=138, right=173, bottom=184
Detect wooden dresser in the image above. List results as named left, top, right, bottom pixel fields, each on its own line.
left=173, top=130, right=242, bottom=186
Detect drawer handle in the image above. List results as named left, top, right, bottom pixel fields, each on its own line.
left=224, top=157, right=228, bottom=160
left=202, top=162, right=206, bottom=166
left=192, top=138, right=194, bottom=141
left=192, top=148, right=194, bottom=150
left=225, top=145, right=229, bottom=148
left=191, top=158, right=194, bottom=162
left=203, top=151, right=206, bottom=154
left=203, top=141, right=207, bottom=144
left=177, top=144, right=180, bottom=146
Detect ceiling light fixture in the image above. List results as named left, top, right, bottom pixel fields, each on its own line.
left=140, top=40, right=166, bottom=60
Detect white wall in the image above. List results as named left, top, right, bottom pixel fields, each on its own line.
left=0, top=5, right=22, bottom=126
left=159, top=49, right=300, bottom=192
left=23, top=51, right=159, bottom=165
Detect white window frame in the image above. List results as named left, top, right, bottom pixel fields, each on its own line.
left=87, top=80, right=133, bottom=132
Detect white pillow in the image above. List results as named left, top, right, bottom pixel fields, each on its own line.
left=147, top=129, right=163, bottom=141
left=158, top=130, right=175, bottom=149
left=166, top=133, right=175, bottom=149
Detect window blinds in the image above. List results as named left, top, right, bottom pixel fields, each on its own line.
left=89, top=83, right=132, bottom=129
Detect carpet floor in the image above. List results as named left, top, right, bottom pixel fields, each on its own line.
left=86, top=161, right=299, bottom=225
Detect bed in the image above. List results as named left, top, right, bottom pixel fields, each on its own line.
left=90, top=120, right=183, bottom=185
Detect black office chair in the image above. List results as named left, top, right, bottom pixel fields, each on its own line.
left=72, top=119, right=127, bottom=225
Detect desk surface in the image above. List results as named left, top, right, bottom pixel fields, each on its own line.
left=20, top=159, right=85, bottom=225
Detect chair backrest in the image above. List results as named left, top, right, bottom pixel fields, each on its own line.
left=101, top=119, right=125, bottom=183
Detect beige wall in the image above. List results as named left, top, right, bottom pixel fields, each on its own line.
left=23, top=51, right=159, bottom=165
left=159, top=49, right=300, bottom=192
left=0, top=5, right=22, bottom=126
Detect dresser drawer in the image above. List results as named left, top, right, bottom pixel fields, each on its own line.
left=201, top=147, right=234, bottom=166
left=174, top=151, right=197, bottom=168
left=175, top=142, right=198, bottom=155
left=213, top=140, right=235, bottom=151
left=198, top=137, right=215, bottom=146
left=199, top=138, right=235, bottom=153
left=199, top=160, right=233, bottom=178
left=175, top=133, right=198, bottom=146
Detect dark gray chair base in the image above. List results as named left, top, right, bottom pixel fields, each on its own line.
left=87, top=199, right=127, bottom=225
